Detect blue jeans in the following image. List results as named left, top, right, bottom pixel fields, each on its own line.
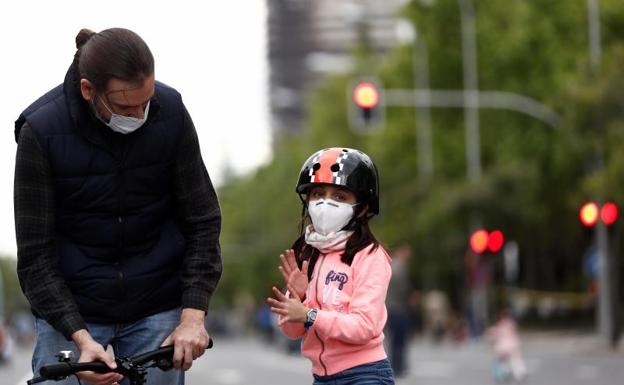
left=313, top=359, right=395, bottom=385
left=32, top=308, right=183, bottom=385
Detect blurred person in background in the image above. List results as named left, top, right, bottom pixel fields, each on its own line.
left=424, top=289, right=450, bottom=344
left=385, top=243, right=412, bottom=377
left=267, top=148, right=395, bottom=384
left=0, top=320, right=10, bottom=364
left=485, top=309, right=527, bottom=383
left=11, top=311, right=36, bottom=346
left=14, top=27, right=221, bottom=385
left=465, top=250, right=491, bottom=338
left=255, top=289, right=277, bottom=344
left=448, top=310, right=469, bottom=345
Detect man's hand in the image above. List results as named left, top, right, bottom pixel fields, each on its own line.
left=161, top=308, right=209, bottom=371
left=72, top=329, right=123, bottom=385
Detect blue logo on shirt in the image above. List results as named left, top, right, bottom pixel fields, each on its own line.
left=325, top=270, right=349, bottom=290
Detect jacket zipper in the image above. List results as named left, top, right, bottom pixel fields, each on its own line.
left=314, top=254, right=328, bottom=376
left=115, top=139, right=128, bottom=312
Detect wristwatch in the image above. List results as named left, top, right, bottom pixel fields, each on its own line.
left=304, top=308, right=318, bottom=329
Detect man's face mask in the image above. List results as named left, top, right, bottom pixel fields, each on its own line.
left=97, top=97, right=150, bottom=134
left=308, top=199, right=356, bottom=236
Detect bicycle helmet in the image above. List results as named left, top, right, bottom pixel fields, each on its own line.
left=296, top=147, right=380, bottom=215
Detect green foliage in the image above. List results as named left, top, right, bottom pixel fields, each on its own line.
left=0, top=257, right=29, bottom=320
left=214, top=0, right=624, bottom=306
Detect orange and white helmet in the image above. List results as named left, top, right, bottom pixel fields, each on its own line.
left=296, top=147, right=380, bottom=215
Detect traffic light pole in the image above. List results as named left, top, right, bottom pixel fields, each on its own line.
left=413, top=35, right=434, bottom=183
left=458, top=0, right=481, bottom=184
left=585, top=0, right=617, bottom=347
left=596, top=221, right=613, bottom=344
left=383, top=89, right=560, bottom=128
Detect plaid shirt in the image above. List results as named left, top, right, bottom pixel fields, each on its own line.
left=14, top=108, right=222, bottom=339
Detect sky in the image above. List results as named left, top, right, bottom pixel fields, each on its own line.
left=0, top=0, right=271, bottom=257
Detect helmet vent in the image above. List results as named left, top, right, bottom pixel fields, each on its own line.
left=312, top=163, right=321, bottom=171
left=330, top=163, right=340, bottom=172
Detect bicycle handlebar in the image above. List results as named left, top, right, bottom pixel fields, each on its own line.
left=132, top=337, right=213, bottom=366
left=40, top=362, right=111, bottom=379
left=28, top=338, right=214, bottom=385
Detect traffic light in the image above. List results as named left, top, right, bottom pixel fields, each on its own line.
left=469, top=229, right=489, bottom=254
left=470, top=229, right=505, bottom=254
left=600, top=202, right=619, bottom=226
left=488, top=230, right=505, bottom=253
left=579, top=202, right=599, bottom=227
left=348, top=79, right=384, bottom=132
left=579, top=201, right=618, bottom=227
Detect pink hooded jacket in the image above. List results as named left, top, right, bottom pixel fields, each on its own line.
left=279, top=244, right=392, bottom=376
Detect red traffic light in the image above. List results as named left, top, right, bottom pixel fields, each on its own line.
left=579, top=201, right=618, bottom=227
left=353, top=82, right=380, bottom=109
left=579, top=202, right=599, bottom=227
left=601, top=202, right=619, bottom=226
left=470, top=229, right=505, bottom=254
left=488, top=230, right=505, bottom=253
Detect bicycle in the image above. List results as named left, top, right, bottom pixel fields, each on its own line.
left=27, top=339, right=213, bottom=385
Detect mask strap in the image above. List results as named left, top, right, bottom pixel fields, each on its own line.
left=98, top=95, right=115, bottom=115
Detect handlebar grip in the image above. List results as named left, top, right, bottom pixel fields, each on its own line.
left=39, top=361, right=111, bottom=379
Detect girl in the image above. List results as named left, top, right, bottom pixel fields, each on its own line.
left=267, top=147, right=395, bottom=384
left=485, top=309, right=528, bottom=383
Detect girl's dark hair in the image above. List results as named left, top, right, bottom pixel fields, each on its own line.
left=73, top=28, right=154, bottom=92
left=292, top=202, right=380, bottom=281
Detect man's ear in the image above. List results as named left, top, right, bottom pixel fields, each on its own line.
left=80, top=79, right=95, bottom=102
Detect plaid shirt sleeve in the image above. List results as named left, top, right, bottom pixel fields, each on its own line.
left=14, top=123, right=87, bottom=340
left=173, top=107, right=223, bottom=313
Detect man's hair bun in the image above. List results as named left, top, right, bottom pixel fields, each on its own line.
left=75, top=28, right=96, bottom=49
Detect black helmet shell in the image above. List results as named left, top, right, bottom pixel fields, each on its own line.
left=296, top=147, right=379, bottom=215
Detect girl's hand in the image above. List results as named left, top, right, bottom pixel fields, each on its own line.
left=278, top=249, right=309, bottom=300
left=267, top=284, right=309, bottom=326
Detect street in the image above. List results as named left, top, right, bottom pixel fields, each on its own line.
left=3, top=333, right=623, bottom=385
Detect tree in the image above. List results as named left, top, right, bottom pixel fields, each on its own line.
left=213, top=0, right=624, bottom=313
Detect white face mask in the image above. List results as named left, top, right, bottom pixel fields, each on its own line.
left=98, top=98, right=150, bottom=134
left=308, top=199, right=356, bottom=236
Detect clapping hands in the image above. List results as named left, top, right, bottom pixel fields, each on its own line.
left=267, top=249, right=311, bottom=325
left=267, top=285, right=309, bottom=325
left=277, top=249, right=309, bottom=299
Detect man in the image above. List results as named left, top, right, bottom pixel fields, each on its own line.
left=14, top=28, right=222, bottom=385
